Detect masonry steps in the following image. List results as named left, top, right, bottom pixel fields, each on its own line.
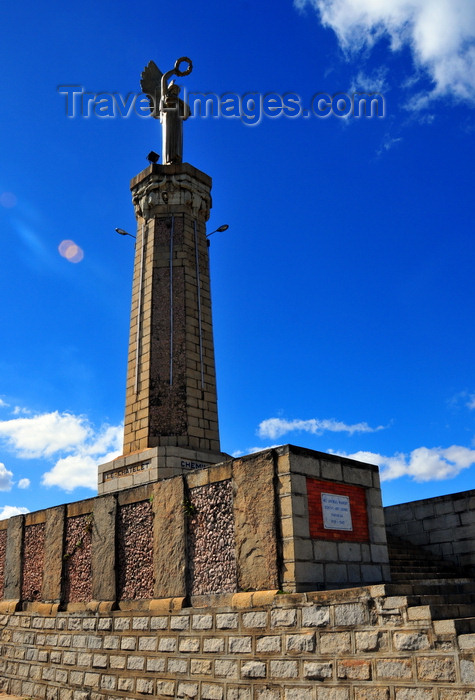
left=386, top=533, right=475, bottom=623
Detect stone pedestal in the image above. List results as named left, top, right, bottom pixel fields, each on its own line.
left=98, top=445, right=226, bottom=495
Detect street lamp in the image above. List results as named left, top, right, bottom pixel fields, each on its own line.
left=206, top=224, right=229, bottom=238
left=115, top=228, right=136, bottom=239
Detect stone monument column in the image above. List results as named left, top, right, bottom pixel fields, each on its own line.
left=98, top=162, right=227, bottom=493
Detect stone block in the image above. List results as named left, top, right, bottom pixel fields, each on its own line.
left=459, top=633, right=475, bottom=650
left=91, top=496, right=116, bottom=602
left=342, top=465, right=373, bottom=487
left=334, top=602, right=367, bottom=626
left=394, top=689, right=434, bottom=700
left=177, top=682, right=198, bottom=698
left=216, top=613, right=238, bottom=629
left=241, top=660, right=266, bottom=678
left=269, top=660, right=298, bottom=678
left=256, top=635, right=281, bottom=653
left=294, top=538, right=313, bottom=560
left=233, top=454, right=279, bottom=591
left=360, top=564, right=383, bottom=583
left=127, top=655, right=145, bottom=670
left=42, top=506, right=65, bottom=602
left=192, top=613, right=213, bottom=629
left=153, top=477, right=186, bottom=597
left=295, top=561, right=324, bottom=584
left=158, top=637, right=176, bottom=652
left=355, top=631, right=386, bottom=652
left=169, top=658, right=188, bottom=673
left=393, top=632, right=430, bottom=651
left=321, top=459, right=343, bottom=481
left=285, top=689, right=313, bottom=700
left=317, top=689, right=349, bottom=700
left=337, top=659, right=371, bottom=680
left=4, top=515, right=24, bottom=600
left=118, top=677, right=134, bottom=691
left=203, top=637, right=225, bottom=653
left=156, top=680, right=176, bottom=696
left=313, top=541, right=338, bottom=561
left=138, top=636, right=157, bottom=651
left=285, top=632, right=316, bottom=652
left=302, top=605, right=330, bottom=628
left=202, top=683, right=224, bottom=700
left=376, top=659, right=412, bottom=680
left=229, top=636, right=252, bottom=653
left=460, top=659, right=475, bottom=683
left=113, top=616, right=130, bottom=630
left=354, top=689, right=389, bottom=700
left=303, top=661, right=333, bottom=680
left=215, top=659, right=238, bottom=678
left=171, top=614, right=190, bottom=629
left=325, top=563, right=348, bottom=584
left=178, top=637, right=200, bottom=652
left=320, top=632, right=351, bottom=654
left=109, top=655, right=126, bottom=669
left=242, top=611, right=267, bottom=628
left=416, top=656, right=456, bottom=681
left=255, top=688, right=280, bottom=700
left=337, top=542, right=362, bottom=561
left=270, top=608, right=298, bottom=628
left=370, top=543, right=389, bottom=563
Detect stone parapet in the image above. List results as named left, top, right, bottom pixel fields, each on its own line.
left=1, top=446, right=389, bottom=609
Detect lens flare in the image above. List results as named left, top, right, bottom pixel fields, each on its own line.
left=0, top=192, right=17, bottom=208
left=58, top=239, right=84, bottom=263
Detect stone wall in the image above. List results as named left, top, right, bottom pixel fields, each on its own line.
left=1, top=585, right=474, bottom=699
left=384, top=490, right=475, bottom=574
left=0, top=446, right=389, bottom=609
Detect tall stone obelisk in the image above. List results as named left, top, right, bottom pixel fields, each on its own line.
left=98, top=59, right=227, bottom=494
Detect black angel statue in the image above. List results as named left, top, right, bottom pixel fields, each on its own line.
left=140, top=57, right=193, bottom=165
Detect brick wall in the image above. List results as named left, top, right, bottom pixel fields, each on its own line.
left=1, top=585, right=474, bottom=699
left=384, top=490, right=475, bottom=574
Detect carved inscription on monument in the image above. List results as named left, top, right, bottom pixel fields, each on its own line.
left=321, top=493, right=353, bottom=531
left=104, top=462, right=150, bottom=481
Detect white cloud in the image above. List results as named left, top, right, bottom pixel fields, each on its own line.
left=350, top=68, right=389, bottom=94
left=18, top=478, right=30, bottom=489
left=0, top=409, right=123, bottom=492
left=344, top=445, right=475, bottom=482
left=0, top=463, right=13, bottom=491
left=0, top=398, right=9, bottom=409
left=41, top=432, right=122, bottom=492
left=258, top=416, right=384, bottom=440
left=0, top=505, right=29, bottom=520
left=296, top=0, right=475, bottom=106
left=232, top=445, right=281, bottom=458
left=0, top=411, right=91, bottom=458
left=467, top=394, right=475, bottom=410
left=42, top=455, right=100, bottom=492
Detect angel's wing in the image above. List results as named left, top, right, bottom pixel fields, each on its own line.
left=140, top=60, right=163, bottom=118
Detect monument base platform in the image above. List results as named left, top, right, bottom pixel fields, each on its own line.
left=97, top=445, right=230, bottom=494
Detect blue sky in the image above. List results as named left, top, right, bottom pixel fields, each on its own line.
left=1, top=0, right=475, bottom=517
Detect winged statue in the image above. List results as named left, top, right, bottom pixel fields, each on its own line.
left=140, top=57, right=193, bottom=165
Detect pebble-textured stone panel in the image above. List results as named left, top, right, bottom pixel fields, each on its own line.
left=21, top=523, right=45, bottom=601
left=117, top=500, right=154, bottom=599
left=0, top=529, right=6, bottom=598
left=63, top=514, right=92, bottom=603
left=187, top=479, right=237, bottom=595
